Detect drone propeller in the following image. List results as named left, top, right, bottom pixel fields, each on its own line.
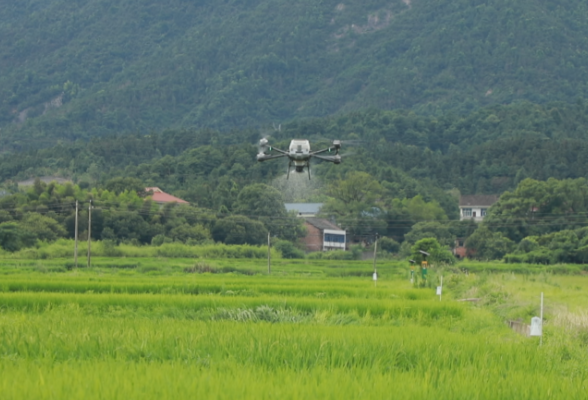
left=258, top=137, right=270, bottom=153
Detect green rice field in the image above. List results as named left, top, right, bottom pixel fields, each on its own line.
left=0, top=258, right=587, bottom=399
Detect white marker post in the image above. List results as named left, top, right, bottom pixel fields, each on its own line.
left=373, top=270, right=378, bottom=287
left=530, top=292, right=544, bottom=345
left=436, top=276, right=443, bottom=301
left=539, top=292, right=543, bottom=346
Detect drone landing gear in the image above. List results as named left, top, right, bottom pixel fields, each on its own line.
left=307, top=162, right=311, bottom=180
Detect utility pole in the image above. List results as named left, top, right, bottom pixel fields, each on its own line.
left=373, top=233, right=378, bottom=286
left=74, top=200, right=78, bottom=268
left=87, top=199, right=92, bottom=268
left=267, top=231, right=271, bottom=274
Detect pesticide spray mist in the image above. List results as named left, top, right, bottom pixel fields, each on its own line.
left=271, top=171, right=325, bottom=203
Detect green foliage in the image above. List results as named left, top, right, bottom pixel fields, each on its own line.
left=103, top=177, right=146, bottom=195
left=4, top=0, right=588, bottom=148
left=410, top=238, right=455, bottom=265
left=464, top=226, right=514, bottom=261
left=21, top=213, right=67, bottom=241
left=377, top=236, right=400, bottom=253
left=233, top=184, right=305, bottom=242
left=272, top=239, right=305, bottom=259
left=0, top=222, right=36, bottom=252
left=404, top=221, right=455, bottom=248
left=504, top=224, right=588, bottom=264
left=0, top=181, right=221, bottom=249
left=212, top=215, right=267, bottom=246
left=400, top=195, right=448, bottom=222
left=484, top=177, right=588, bottom=242
left=321, top=171, right=386, bottom=241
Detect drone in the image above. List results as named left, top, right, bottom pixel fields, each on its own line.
left=256, top=138, right=342, bottom=179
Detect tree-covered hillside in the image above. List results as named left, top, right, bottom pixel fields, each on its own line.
left=3, top=100, right=588, bottom=198
left=2, top=101, right=588, bottom=258
left=3, top=0, right=588, bottom=148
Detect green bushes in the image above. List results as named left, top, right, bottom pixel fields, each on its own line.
left=272, top=240, right=305, bottom=259
left=2, top=240, right=280, bottom=260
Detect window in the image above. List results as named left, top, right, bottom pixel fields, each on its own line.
left=481, top=208, right=487, bottom=217
left=462, top=208, right=472, bottom=217
left=324, top=233, right=345, bottom=243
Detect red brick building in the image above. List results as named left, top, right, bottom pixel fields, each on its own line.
left=301, top=218, right=346, bottom=252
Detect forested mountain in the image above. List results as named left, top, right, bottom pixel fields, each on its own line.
left=2, top=101, right=588, bottom=259
left=3, top=0, right=588, bottom=149
left=3, top=100, right=587, bottom=194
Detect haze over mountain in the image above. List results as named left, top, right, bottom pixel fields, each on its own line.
left=2, top=0, right=588, bottom=148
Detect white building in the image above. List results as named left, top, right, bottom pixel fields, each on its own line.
left=459, top=195, right=499, bottom=222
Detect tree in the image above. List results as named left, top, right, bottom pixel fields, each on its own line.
left=0, top=222, right=36, bottom=252
left=404, top=221, right=455, bottom=247
left=485, top=178, right=588, bottom=242
left=326, top=171, right=383, bottom=210
left=321, top=172, right=386, bottom=241
left=168, top=224, right=211, bottom=243
left=101, top=211, right=151, bottom=243
left=402, top=195, right=448, bottom=222
left=464, top=226, right=514, bottom=260
left=212, top=215, right=267, bottom=245
left=273, top=239, right=305, bottom=259
left=233, top=184, right=304, bottom=241
left=410, top=238, right=455, bottom=265
left=21, top=213, right=67, bottom=242
left=378, top=236, right=400, bottom=253
left=103, top=177, right=145, bottom=195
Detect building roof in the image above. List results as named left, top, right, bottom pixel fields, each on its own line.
left=305, top=217, right=343, bottom=231
left=285, top=203, right=323, bottom=215
left=459, top=195, right=499, bottom=207
left=146, top=187, right=189, bottom=204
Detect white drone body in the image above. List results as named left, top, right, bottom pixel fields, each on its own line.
left=257, top=138, right=341, bottom=179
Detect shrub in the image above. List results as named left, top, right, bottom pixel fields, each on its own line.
left=273, top=240, right=305, bottom=259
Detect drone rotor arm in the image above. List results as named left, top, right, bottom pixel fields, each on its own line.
left=311, top=154, right=342, bottom=164
left=310, top=147, right=337, bottom=156
left=257, top=153, right=288, bottom=162
left=270, top=147, right=289, bottom=155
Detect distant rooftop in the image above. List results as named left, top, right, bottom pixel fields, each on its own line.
left=459, top=195, right=499, bottom=207
left=305, top=217, right=343, bottom=231
left=146, top=187, right=189, bottom=204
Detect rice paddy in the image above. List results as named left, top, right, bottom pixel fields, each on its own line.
left=0, top=258, right=587, bottom=399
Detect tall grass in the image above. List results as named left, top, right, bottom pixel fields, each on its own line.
left=0, top=315, right=586, bottom=399
left=0, top=263, right=587, bottom=399
left=0, top=292, right=465, bottom=324
left=0, top=274, right=433, bottom=300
